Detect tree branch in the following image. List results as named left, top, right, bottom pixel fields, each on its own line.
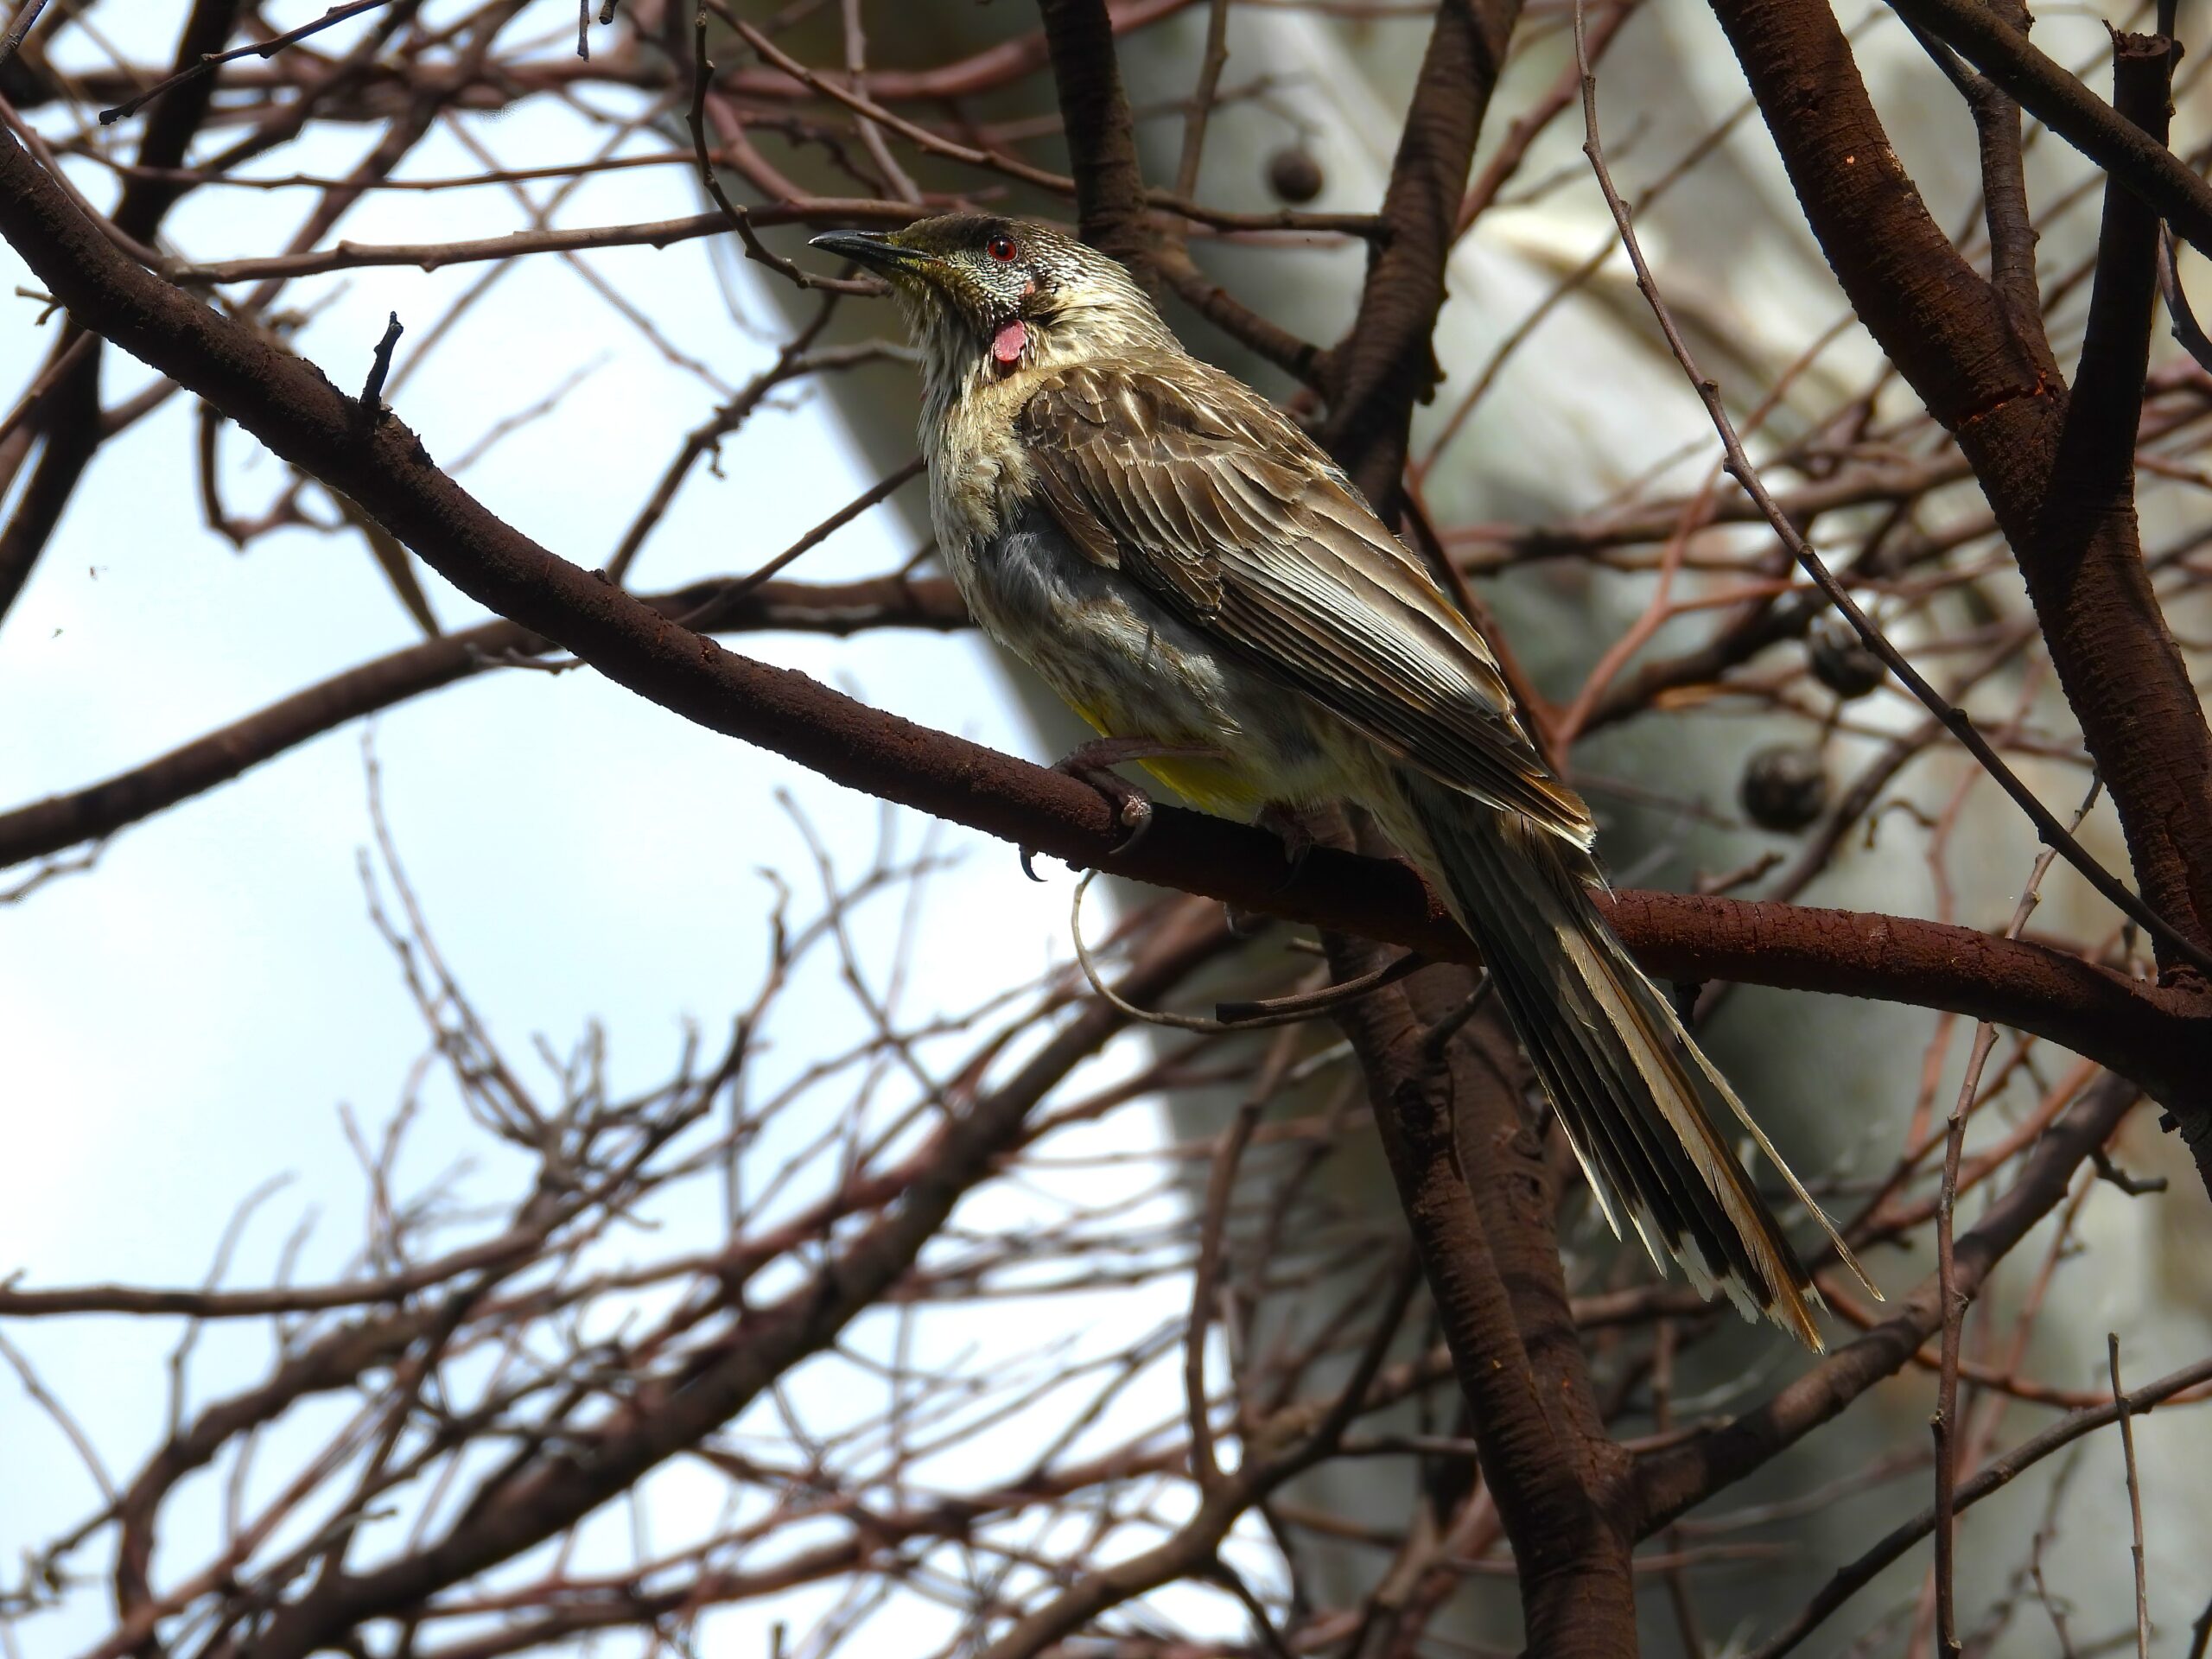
left=0, top=0, right=247, bottom=631
left=232, top=903, right=1233, bottom=1659
left=2034, top=31, right=2208, bottom=972
left=1321, top=0, right=1522, bottom=507
left=1325, top=935, right=1638, bottom=1652
left=1632, top=1070, right=2140, bottom=1531
left=0, top=575, right=966, bottom=872
left=1035, top=0, right=1153, bottom=280
left=1885, top=0, right=2212, bottom=257
left=0, top=118, right=2202, bottom=1113
left=1746, top=1343, right=2212, bottom=1656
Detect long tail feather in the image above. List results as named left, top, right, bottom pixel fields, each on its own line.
left=1396, top=769, right=1870, bottom=1349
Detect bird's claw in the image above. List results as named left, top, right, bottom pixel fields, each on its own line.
left=1255, top=802, right=1316, bottom=891
left=1014, top=753, right=1154, bottom=880
left=1058, top=759, right=1154, bottom=861
left=1224, top=903, right=1274, bottom=938
left=1016, top=736, right=1229, bottom=877
left=1016, top=735, right=1219, bottom=878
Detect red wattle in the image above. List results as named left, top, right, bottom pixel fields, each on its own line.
left=991, top=320, right=1027, bottom=365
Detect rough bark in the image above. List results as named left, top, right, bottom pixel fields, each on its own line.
left=0, top=0, right=246, bottom=629
left=1321, top=0, right=1522, bottom=509
left=1035, top=0, right=1154, bottom=281
left=1326, top=931, right=1638, bottom=1656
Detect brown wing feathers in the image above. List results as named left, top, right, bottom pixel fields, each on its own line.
left=1017, top=360, right=1594, bottom=846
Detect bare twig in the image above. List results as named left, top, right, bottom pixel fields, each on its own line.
left=1881, top=0, right=2212, bottom=255
left=2111, top=1333, right=2152, bottom=1659
left=1935, top=777, right=2102, bottom=1654
left=2156, top=228, right=2212, bottom=377
left=1748, top=1348, right=2212, bottom=1656
left=1171, top=0, right=1233, bottom=202
left=688, top=13, right=823, bottom=294
left=0, top=0, right=52, bottom=70
left=99, top=1, right=399, bottom=125
left=356, top=310, right=402, bottom=414
left=1185, top=1027, right=1301, bottom=1491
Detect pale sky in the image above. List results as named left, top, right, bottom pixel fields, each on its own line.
left=0, top=19, right=1177, bottom=1654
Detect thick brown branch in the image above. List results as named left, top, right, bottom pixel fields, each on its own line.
left=2031, top=33, right=2212, bottom=982
left=1885, top=0, right=2212, bottom=257
left=1325, top=934, right=1638, bottom=1655
left=1035, top=0, right=1153, bottom=280
left=1704, top=0, right=2041, bottom=429
left=1321, top=0, right=1522, bottom=507
left=1967, top=1, right=2041, bottom=333
left=1597, top=889, right=2202, bottom=1107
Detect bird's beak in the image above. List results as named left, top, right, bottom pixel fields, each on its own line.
left=808, top=229, right=938, bottom=281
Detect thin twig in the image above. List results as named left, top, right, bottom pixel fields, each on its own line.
left=838, top=0, right=921, bottom=204
left=1747, top=1346, right=2212, bottom=1657
left=1212, top=952, right=1427, bottom=1023
left=1186, top=1025, right=1301, bottom=1491
left=689, top=12, right=819, bottom=294
left=0, top=0, right=52, bottom=71
left=2110, top=1333, right=2151, bottom=1659
left=729, top=12, right=1067, bottom=196
left=99, top=2, right=401, bottom=125
left=357, top=311, right=402, bottom=414
left=1070, top=871, right=1430, bottom=1032
left=1172, top=0, right=1232, bottom=202
left=1935, top=777, right=2102, bottom=1653
left=0, top=326, right=95, bottom=448
left=0, top=1327, right=115, bottom=1502
left=675, top=458, right=925, bottom=623
left=2156, top=227, right=2212, bottom=376
left=1882, top=0, right=2212, bottom=257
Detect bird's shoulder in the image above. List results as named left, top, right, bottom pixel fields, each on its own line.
left=1018, top=354, right=1336, bottom=491
left=1013, top=353, right=1376, bottom=599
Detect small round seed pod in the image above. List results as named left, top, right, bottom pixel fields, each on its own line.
left=1266, top=145, right=1325, bottom=205
left=1740, top=745, right=1829, bottom=832
left=1808, top=613, right=1886, bottom=699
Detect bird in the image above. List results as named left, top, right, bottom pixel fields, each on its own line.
left=810, top=213, right=1865, bottom=1346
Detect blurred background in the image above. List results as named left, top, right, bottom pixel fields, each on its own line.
left=2, top=2, right=2209, bottom=1655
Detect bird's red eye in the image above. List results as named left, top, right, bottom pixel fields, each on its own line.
left=985, top=234, right=1018, bottom=262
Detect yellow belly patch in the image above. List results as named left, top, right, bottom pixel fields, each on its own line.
left=1064, top=700, right=1264, bottom=818
left=1133, top=753, right=1266, bottom=817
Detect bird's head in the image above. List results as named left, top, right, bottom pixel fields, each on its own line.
left=810, top=214, right=1171, bottom=392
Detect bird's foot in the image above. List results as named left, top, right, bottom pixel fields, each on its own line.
left=1017, top=737, right=1224, bottom=880
left=1255, top=801, right=1317, bottom=890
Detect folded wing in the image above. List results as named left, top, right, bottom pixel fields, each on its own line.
left=1018, top=360, right=1594, bottom=848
